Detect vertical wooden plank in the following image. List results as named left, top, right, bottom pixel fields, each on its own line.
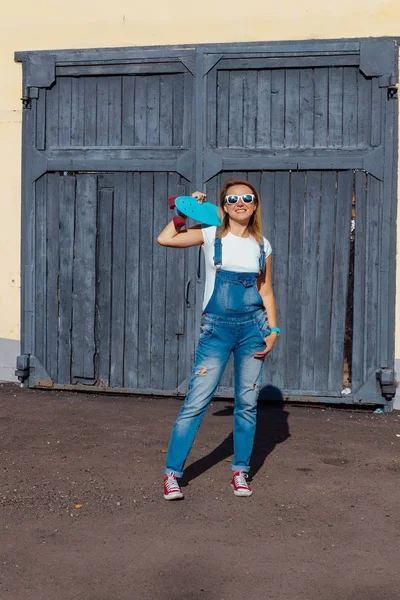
left=217, top=70, right=229, bottom=147
left=256, top=70, right=271, bottom=148
left=147, top=75, right=160, bottom=146
left=365, top=175, right=380, bottom=378
left=72, top=175, right=97, bottom=380
left=328, top=67, right=343, bottom=148
left=96, top=77, right=109, bottom=145
left=124, top=173, right=141, bottom=388
left=271, top=171, right=290, bottom=389
left=342, top=68, right=358, bottom=147
left=84, top=77, right=97, bottom=145
left=182, top=72, right=193, bottom=149
left=150, top=173, right=168, bottom=388
left=34, top=176, right=47, bottom=367
left=96, top=185, right=113, bottom=386
left=228, top=70, right=244, bottom=147
left=357, top=71, right=371, bottom=147
left=35, top=88, right=46, bottom=150
left=285, top=172, right=304, bottom=390
left=172, top=73, right=184, bottom=147
left=71, top=77, right=85, bottom=146
left=270, top=70, right=285, bottom=148
left=328, top=171, right=352, bottom=391
left=285, top=68, right=300, bottom=148
left=109, top=173, right=127, bottom=388
left=299, top=172, right=321, bottom=390
left=46, top=83, right=59, bottom=148
left=299, top=69, right=314, bottom=148
left=137, top=172, right=153, bottom=388
left=58, top=77, right=72, bottom=147
left=371, top=78, right=382, bottom=147
left=159, top=74, right=173, bottom=147
left=313, top=172, right=336, bottom=390
left=351, top=171, right=367, bottom=391
left=122, top=75, right=135, bottom=146
left=314, top=68, right=328, bottom=148
left=206, top=68, right=217, bottom=148
left=134, top=76, right=147, bottom=146
left=243, top=70, right=257, bottom=148
left=58, top=176, right=76, bottom=384
left=45, top=174, right=60, bottom=382
left=108, top=76, right=122, bottom=146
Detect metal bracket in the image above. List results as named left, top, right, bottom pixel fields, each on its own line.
left=376, top=368, right=397, bottom=401
left=15, top=354, right=30, bottom=383
left=387, top=83, right=398, bottom=100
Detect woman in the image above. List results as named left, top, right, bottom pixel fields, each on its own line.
left=157, top=179, right=279, bottom=500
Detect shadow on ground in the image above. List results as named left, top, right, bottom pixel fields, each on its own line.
left=181, top=385, right=290, bottom=486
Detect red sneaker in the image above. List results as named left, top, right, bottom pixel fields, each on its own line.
left=163, top=473, right=184, bottom=500
left=231, top=471, right=253, bottom=497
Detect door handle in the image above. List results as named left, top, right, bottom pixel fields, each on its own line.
left=185, top=278, right=191, bottom=308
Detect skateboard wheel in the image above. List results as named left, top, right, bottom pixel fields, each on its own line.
left=168, top=196, right=178, bottom=209
left=172, top=214, right=186, bottom=232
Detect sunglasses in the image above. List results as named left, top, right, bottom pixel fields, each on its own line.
left=225, top=194, right=255, bottom=205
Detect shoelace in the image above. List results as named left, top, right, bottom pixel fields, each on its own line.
left=165, top=474, right=180, bottom=492
left=234, top=472, right=249, bottom=488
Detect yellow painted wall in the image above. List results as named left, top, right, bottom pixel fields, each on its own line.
left=0, top=1, right=399, bottom=363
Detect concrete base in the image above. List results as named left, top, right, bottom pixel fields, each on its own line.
left=0, top=338, right=20, bottom=382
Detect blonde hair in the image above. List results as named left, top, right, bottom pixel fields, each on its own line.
left=217, top=179, right=263, bottom=244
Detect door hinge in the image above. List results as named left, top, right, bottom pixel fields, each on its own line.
left=15, top=354, right=30, bottom=383
left=388, top=83, right=398, bottom=100
left=376, top=368, right=397, bottom=401
left=21, top=96, right=32, bottom=110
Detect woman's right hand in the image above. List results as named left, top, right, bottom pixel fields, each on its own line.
left=192, top=191, right=207, bottom=203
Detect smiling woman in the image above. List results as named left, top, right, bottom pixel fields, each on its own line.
left=157, top=179, right=279, bottom=500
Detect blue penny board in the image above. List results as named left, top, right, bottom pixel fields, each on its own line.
left=175, top=196, right=221, bottom=226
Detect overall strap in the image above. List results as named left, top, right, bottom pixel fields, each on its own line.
left=258, top=241, right=266, bottom=274
left=213, top=235, right=222, bottom=272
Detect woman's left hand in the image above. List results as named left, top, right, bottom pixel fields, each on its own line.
left=254, top=332, right=278, bottom=359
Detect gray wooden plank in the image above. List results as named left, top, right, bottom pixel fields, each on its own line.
left=357, top=71, right=371, bottom=147
left=206, top=67, right=217, bottom=148
left=150, top=172, right=168, bottom=388
left=58, top=62, right=187, bottom=77
left=137, top=172, right=153, bottom=388
left=96, top=77, right=109, bottom=145
left=96, top=187, right=113, bottom=386
left=217, top=70, right=229, bottom=148
left=270, top=171, right=290, bottom=390
left=134, top=76, right=147, bottom=146
left=35, top=88, right=46, bottom=150
left=34, top=175, right=47, bottom=367
left=300, top=172, right=321, bottom=390
left=256, top=70, right=271, bottom=148
left=352, top=171, right=367, bottom=391
left=46, top=82, right=59, bottom=148
left=299, top=69, right=314, bottom=148
left=328, top=67, right=343, bottom=148
left=122, top=75, right=135, bottom=146
left=58, top=175, right=75, bottom=384
left=58, top=77, right=72, bottom=147
left=313, top=172, right=336, bottom=390
left=270, top=70, right=285, bottom=148
left=328, top=170, right=352, bottom=391
left=314, top=68, right=328, bottom=148
left=342, top=68, right=358, bottom=147
left=172, top=73, right=184, bottom=147
left=124, top=172, right=141, bottom=388
left=147, top=75, right=160, bottom=145
left=285, top=172, right=304, bottom=390
left=371, top=78, right=382, bottom=147
left=243, top=70, right=257, bottom=148
left=365, top=175, right=380, bottom=378
left=45, top=174, right=60, bottom=382
left=285, top=68, right=300, bottom=148
left=109, top=173, right=127, bottom=388
left=228, top=70, right=244, bottom=147
left=108, top=76, right=122, bottom=146
left=182, top=72, right=193, bottom=149
left=72, top=175, right=97, bottom=379
left=159, top=74, right=173, bottom=147
left=218, top=55, right=360, bottom=70
left=71, top=77, right=85, bottom=146
left=84, top=77, right=97, bottom=145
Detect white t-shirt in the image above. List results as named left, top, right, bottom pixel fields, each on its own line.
left=201, top=226, right=272, bottom=310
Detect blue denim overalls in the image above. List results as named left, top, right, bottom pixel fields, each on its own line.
left=165, top=234, right=271, bottom=477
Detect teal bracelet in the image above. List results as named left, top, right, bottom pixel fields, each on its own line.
left=269, top=327, right=280, bottom=337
